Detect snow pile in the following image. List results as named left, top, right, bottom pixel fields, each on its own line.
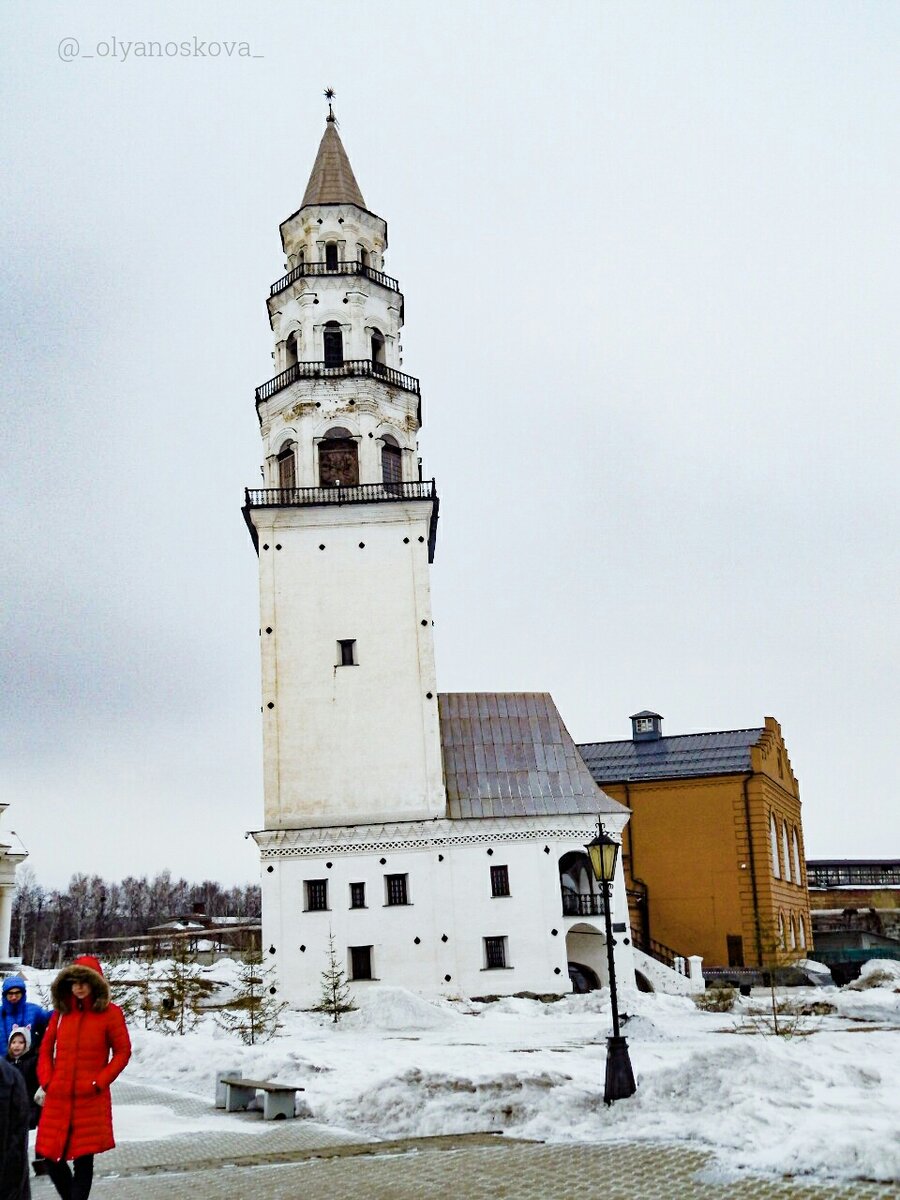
left=13, top=960, right=900, bottom=1184
left=847, top=958, right=900, bottom=990
left=343, top=986, right=463, bottom=1032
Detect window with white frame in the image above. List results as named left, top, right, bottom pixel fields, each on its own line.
left=782, top=821, right=792, bottom=883
left=770, top=814, right=781, bottom=878
left=792, top=829, right=802, bottom=886
left=304, top=879, right=328, bottom=911
left=799, top=914, right=807, bottom=948
left=483, top=936, right=508, bottom=969
left=385, top=874, right=409, bottom=906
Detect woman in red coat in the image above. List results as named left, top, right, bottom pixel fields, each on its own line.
left=36, top=956, right=131, bottom=1200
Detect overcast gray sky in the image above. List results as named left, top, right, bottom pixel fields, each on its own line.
left=2, top=1, right=898, bottom=889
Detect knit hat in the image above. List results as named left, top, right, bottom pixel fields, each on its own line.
left=7, top=1025, right=31, bottom=1053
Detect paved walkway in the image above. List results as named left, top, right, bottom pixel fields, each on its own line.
left=29, top=1080, right=896, bottom=1199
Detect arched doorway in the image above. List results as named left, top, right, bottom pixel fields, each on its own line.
left=565, top=922, right=608, bottom=992
left=558, top=851, right=603, bottom=918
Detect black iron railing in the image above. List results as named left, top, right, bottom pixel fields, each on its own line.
left=255, top=359, right=420, bottom=403
left=270, top=259, right=400, bottom=297
left=561, top=891, right=607, bottom=918
left=245, top=480, right=436, bottom=508
left=632, top=935, right=684, bottom=971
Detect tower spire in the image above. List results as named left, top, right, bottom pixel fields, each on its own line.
left=300, top=97, right=366, bottom=209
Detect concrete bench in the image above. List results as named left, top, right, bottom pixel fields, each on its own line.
left=217, top=1075, right=305, bottom=1121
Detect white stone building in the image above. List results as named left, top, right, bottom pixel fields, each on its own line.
left=245, top=113, right=651, bottom=1007
left=0, top=804, right=27, bottom=970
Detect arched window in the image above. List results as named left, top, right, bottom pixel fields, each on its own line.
left=782, top=821, right=792, bottom=883
left=789, top=915, right=797, bottom=950
left=323, top=321, right=343, bottom=367
left=381, top=435, right=402, bottom=487
left=358, top=246, right=369, bottom=268
left=297, top=248, right=305, bottom=267
left=777, top=912, right=786, bottom=950
left=325, top=242, right=339, bottom=271
left=318, top=427, right=358, bottom=487
left=792, top=829, right=802, bottom=886
left=371, top=329, right=386, bottom=371
left=798, top=914, right=807, bottom=949
left=770, top=814, right=780, bottom=878
left=277, top=442, right=296, bottom=490
left=284, top=331, right=299, bottom=369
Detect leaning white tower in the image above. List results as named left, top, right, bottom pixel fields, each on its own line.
left=244, top=107, right=445, bottom=832
left=244, top=107, right=449, bottom=998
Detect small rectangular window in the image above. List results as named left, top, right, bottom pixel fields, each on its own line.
left=350, top=882, right=366, bottom=909
left=304, top=879, right=328, bottom=912
left=350, top=945, right=372, bottom=980
left=490, top=865, right=510, bottom=897
left=337, top=639, right=357, bottom=667
left=325, top=242, right=339, bottom=270
left=484, top=936, right=508, bottom=969
left=635, top=717, right=653, bottom=732
left=385, top=874, right=409, bottom=906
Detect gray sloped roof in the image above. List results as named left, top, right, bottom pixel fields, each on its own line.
left=439, top=693, right=626, bottom=820
left=301, top=120, right=366, bottom=208
left=577, top=728, right=765, bottom=784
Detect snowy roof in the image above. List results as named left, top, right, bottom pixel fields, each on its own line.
left=438, top=693, right=625, bottom=820
left=301, top=119, right=366, bottom=209
left=578, top=727, right=765, bottom=783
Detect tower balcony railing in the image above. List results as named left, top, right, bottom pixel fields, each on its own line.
left=561, top=890, right=607, bottom=918
left=270, top=259, right=400, bottom=298
left=255, top=359, right=421, bottom=404
left=245, top=480, right=436, bottom=508
left=243, top=479, right=440, bottom=563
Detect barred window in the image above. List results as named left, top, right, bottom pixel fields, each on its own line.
left=385, top=874, right=409, bottom=906
left=350, top=882, right=366, bottom=909
left=304, top=880, right=328, bottom=911
left=490, top=865, right=510, bottom=897
left=484, top=936, right=507, bottom=969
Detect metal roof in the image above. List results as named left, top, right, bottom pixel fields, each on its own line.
left=301, top=120, right=366, bottom=209
left=578, top=728, right=765, bottom=783
left=438, top=693, right=626, bottom=820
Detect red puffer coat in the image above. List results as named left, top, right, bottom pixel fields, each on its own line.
left=36, top=956, right=131, bottom=1161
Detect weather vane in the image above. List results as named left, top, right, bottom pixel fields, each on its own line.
left=324, top=87, right=336, bottom=123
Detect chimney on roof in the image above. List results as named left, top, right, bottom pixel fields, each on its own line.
left=631, top=710, right=663, bottom=742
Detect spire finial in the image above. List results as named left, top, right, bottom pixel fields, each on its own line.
left=324, top=87, right=336, bottom=123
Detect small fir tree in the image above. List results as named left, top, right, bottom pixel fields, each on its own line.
left=217, top=952, right=287, bottom=1045
left=737, top=917, right=810, bottom=1037
left=318, top=931, right=355, bottom=1023
left=158, top=938, right=206, bottom=1035
left=106, top=963, right=143, bottom=1022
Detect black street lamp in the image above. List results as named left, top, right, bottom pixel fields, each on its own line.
left=585, top=821, right=637, bottom=1105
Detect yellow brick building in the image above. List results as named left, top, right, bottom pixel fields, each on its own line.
left=578, top=713, right=811, bottom=971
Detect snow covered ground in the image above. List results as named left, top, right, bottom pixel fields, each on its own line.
left=20, top=958, right=900, bottom=1186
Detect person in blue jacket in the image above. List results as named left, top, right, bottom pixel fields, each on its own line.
left=1, top=976, right=50, bottom=1054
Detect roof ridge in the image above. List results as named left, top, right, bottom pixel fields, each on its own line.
left=578, top=726, right=765, bottom=750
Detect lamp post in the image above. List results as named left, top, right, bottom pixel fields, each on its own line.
left=585, top=821, right=636, bottom=1105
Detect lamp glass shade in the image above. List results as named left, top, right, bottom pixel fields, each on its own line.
left=586, top=832, right=619, bottom=883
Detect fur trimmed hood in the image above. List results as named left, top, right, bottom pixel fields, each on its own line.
left=51, top=958, right=111, bottom=1013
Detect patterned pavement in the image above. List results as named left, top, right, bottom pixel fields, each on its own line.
left=28, top=1080, right=896, bottom=1199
